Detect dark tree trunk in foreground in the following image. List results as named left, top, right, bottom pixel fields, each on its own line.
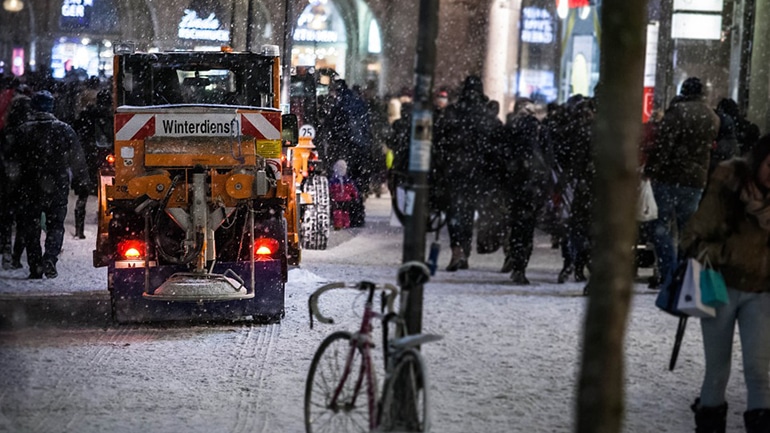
left=576, top=0, right=648, bottom=432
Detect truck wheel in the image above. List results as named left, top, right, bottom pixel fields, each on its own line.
left=301, top=175, right=330, bottom=250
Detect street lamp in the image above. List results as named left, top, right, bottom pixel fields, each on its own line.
left=3, top=0, right=23, bottom=12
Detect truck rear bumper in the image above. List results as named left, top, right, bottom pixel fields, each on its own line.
left=110, top=261, right=284, bottom=323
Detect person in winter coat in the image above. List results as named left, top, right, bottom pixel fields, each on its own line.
left=499, top=98, right=552, bottom=284
left=1, top=91, right=33, bottom=270
left=716, top=98, right=761, bottom=157
left=320, top=79, right=371, bottom=227
left=433, top=75, right=496, bottom=271
left=329, top=159, right=359, bottom=230
left=73, top=89, right=113, bottom=239
left=680, top=134, right=770, bottom=433
left=5, top=91, right=90, bottom=279
left=644, top=77, right=720, bottom=290
left=557, top=97, right=595, bottom=284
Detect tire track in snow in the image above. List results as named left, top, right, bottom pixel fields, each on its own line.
left=230, top=323, right=279, bottom=433
left=31, top=325, right=143, bottom=433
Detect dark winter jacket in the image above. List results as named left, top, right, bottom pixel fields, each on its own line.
left=434, top=91, right=496, bottom=189
left=500, top=113, right=550, bottom=198
left=6, top=111, right=89, bottom=204
left=644, top=96, right=720, bottom=188
left=681, top=158, right=770, bottom=292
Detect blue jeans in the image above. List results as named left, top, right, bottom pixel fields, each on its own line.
left=700, top=289, right=770, bottom=410
left=650, top=181, right=703, bottom=288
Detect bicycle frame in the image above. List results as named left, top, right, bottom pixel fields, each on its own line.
left=327, top=286, right=380, bottom=431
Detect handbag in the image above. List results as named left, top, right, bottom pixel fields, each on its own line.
left=676, top=257, right=716, bottom=318
left=636, top=179, right=658, bottom=222
left=655, top=258, right=689, bottom=317
left=700, top=255, right=729, bottom=307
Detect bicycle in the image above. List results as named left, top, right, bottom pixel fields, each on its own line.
left=304, top=263, right=442, bottom=433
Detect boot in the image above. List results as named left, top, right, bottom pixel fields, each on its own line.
left=744, top=408, right=770, bottom=433
left=446, top=246, right=467, bottom=272
left=75, top=207, right=86, bottom=239
left=557, top=263, right=573, bottom=284
left=574, top=265, right=587, bottom=283
left=691, top=398, right=727, bottom=433
left=500, top=256, right=514, bottom=273
left=510, top=270, right=530, bottom=285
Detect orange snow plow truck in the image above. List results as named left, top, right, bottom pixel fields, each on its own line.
left=93, top=44, right=300, bottom=323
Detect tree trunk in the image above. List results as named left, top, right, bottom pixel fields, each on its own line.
left=576, top=1, right=648, bottom=432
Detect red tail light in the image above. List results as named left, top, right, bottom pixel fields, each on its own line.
left=117, top=240, right=145, bottom=260
left=254, top=238, right=279, bottom=259
left=106, top=154, right=116, bottom=165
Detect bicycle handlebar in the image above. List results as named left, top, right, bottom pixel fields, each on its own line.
left=308, top=281, right=399, bottom=329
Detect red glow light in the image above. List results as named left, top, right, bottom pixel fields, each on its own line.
left=117, top=240, right=145, bottom=260
left=254, top=238, right=279, bottom=259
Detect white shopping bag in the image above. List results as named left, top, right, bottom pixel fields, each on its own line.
left=637, top=179, right=658, bottom=222
left=677, top=258, right=716, bottom=318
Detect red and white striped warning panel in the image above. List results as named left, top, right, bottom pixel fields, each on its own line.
left=115, top=111, right=281, bottom=141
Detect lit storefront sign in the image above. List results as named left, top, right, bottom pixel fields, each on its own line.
left=60, top=0, right=93, bottom=28
left=292, top=0, right=347, bottom=76
left=11, top=48, right=24, bottom=76
left=670, top=0, right=723, bottom=40
left=642, top=23, right=658, bottom=122
left=673, top=0, right=723, bottom=13
left=178, top=9, right=230, bottom=42
left=521, top=7, right=554, bottom=44
left=671, top=13, right=722, bottom=40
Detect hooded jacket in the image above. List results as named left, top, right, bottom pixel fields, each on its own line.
left=644, top=96, right=720, bottom=188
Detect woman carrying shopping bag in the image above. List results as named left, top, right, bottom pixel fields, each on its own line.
left=680, top=134, right=770, bottom=432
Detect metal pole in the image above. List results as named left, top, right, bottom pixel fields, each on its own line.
left=281, top=0, right=293, bottom=108
left=653, top=0, right=673, bottom=108
left=245, top=0, right=254, bottom=52
left=402, top=0, right=439, bottom=337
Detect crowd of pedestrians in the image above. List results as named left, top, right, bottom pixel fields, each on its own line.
left=0, top=75, right=111, bottom=279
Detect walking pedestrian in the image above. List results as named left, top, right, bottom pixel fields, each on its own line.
left=499, top=98, right=552, bottom=284
left=644, top=77, right=720, bottom=290
left=681, top=133, right=770, bottom=432
left=5, top=90, right=89, bottom=279
left=557, top=97, right=595, bottom=284
left=434, top=75, right=496, bottom=271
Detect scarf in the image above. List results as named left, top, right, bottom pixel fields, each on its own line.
left=740, top=180, right=770, bottom=232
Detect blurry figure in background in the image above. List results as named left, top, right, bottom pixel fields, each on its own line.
left=710, top=108, right=740, bottom=176
left=0, top=76, right=17, bottom=267
left=434, top=75, right=495, bottom=271
left=500, top=97, right=552, bottom=284
left=329, top=159, right=360, bottom=230
left=363, top=81, right=390, bottom=198
left=320, top=79, right=372, bottom=227
left=475, top=99, right=508, bottom=258
left=644, top=76, right=720, bottom=290
left=638, top=107, right=664, bottom=286
left=1, top=87, right=34, bottom=270
left=5, top=91, right=90, bottom=279
left=557, top=96, right=596, bottom=285
left=716, top=98, right=760, bottom=156
left=73, top=89, right=114, bottom=239
left=387, top=86, right=413, bottom=125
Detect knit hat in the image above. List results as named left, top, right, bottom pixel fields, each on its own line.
left=31, top=90, right=54, bottom=113
left=680, top=77, right=704, bottom=98
left=333, top=159, right=348, bottom=177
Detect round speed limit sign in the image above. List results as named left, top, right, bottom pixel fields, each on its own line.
left=299, top=124, right=316, bottom=139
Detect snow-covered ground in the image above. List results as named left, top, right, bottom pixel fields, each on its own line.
left=0, top=191, right=751, bottom=432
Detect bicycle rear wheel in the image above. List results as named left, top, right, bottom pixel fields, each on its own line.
left=305, top=331, right=369, bottom=433
left=379, top=349, right=430, bottom=432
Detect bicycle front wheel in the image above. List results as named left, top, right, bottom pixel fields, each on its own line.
left=379, top=349, right=430, bottom=432
left=305, top=331, right=369, bottom=433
